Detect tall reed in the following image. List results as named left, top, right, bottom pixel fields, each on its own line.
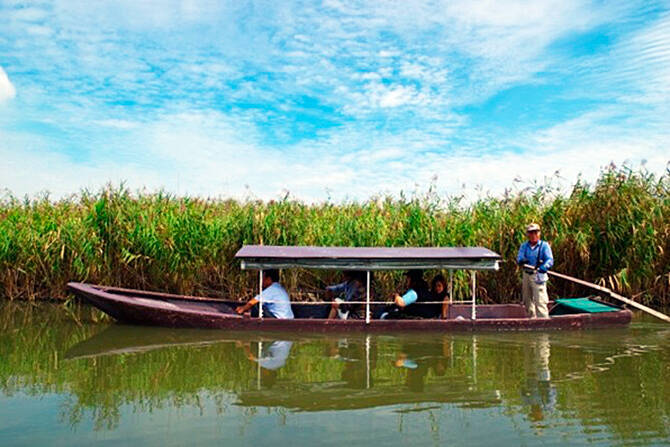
left=0, top=166, right=668, bottom=305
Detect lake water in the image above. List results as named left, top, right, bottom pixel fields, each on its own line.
left=0, top=302, right=668, bottom=446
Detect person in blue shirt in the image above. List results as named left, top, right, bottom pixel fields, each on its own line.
left=517, top=223, right=554, bottom=318
left=380, top=270, right=432, bottom=319
left=235, top=269, right=294, bottom=319
left=325, top=271, right=366, bottom=319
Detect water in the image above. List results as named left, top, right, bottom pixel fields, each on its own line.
left=1, top=302, right=668, bottom=446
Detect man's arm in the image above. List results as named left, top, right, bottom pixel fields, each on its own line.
left=236, top=297, right=258, bottom=315
left=326, top=282, right=346, bottom=293
left=241, top=343, right=257, bottom=361
left=537, top=244, right=554, bottom=273
left=395, top=289, right=418, bottom=308
left=325, top=282, right=346, bottom=300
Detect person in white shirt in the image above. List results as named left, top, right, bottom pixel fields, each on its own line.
left=235, top=269, right=294, bottom=319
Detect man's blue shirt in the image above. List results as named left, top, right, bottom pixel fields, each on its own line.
left=517, top=240, right=554, bottom=281
left=326, top=280, right=362, bottom=302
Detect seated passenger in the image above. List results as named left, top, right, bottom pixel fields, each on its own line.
left=235, top=269, right=294, bottom=319
left=380, top=270, right=432, bottom=319
left=430, top=274, right=449, bottom=319
left=325, top=271, right=366, bottom=320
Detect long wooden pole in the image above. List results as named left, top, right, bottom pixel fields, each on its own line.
left=525, top=265, right=670, bottom=323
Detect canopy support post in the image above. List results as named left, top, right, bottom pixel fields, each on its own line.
left=256, top=340, right=262, bottom=390
left=365, top=334, right=371, bottom=389
left=472, top=336, right=478, bottom=386
left=258, top=269, right=264, bottom=319
left=448, top=270, right=453, bottom=304
left=365, top=270, right=371, bottom=324
left=471, top=271, right=476, bottom=320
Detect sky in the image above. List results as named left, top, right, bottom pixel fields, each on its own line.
left=0, top=0, right=669, bottom=202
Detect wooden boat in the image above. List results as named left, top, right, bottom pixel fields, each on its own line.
left=67, top=245, right=632, bottom=332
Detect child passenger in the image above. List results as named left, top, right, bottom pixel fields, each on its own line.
left=431, top=274, right=450, bottom=319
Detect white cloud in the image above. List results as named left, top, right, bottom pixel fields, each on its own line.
left=0, top=132, right=166, bottom=199
left=0, top=67, right=16, bottom=102
left=93, top=119, right=139, bottom=130
left=0, top=0, right=668, bottom=203
left=2, top=107, right=666, bottom=203
left=622, top=13, right=670, bottom=100
left=377, top=85, right=421, bottom=108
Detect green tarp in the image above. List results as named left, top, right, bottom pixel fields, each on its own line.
left=553, top=298, right=618, bottom=314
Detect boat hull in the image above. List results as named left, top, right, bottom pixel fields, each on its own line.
left=67, top=282, right=633, bottom=332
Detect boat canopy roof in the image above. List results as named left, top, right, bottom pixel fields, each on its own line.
left=235, top=245, right=501, bottom=271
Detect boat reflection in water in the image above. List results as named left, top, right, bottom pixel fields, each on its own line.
left=65, top=326, right=503, bottom=412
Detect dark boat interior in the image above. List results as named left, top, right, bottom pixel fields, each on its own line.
left=99, top=285, right=619, bottom=320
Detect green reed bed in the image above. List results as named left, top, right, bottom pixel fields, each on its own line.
left=0, top=166, right=668, bottom=305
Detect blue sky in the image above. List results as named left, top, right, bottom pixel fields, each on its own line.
left=0, top=0, right=669, bottom=201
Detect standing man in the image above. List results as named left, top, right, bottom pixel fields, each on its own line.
left=235, top=269, right=294, bottom=319
left=517, top=223, right=554, bottom=318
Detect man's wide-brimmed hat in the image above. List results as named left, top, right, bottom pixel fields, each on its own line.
left=526, top=223, right=541, bottom=232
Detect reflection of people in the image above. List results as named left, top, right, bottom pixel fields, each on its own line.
left=393, top=342, right=447, bottom=392
left=325, top=271, right=366, bottom=320
left=241, top=340, right=294, bottom=389
left=517, top=223, right=554, bottom=319
left=327, top=338, right=377, bottom=389
left=235, top=269, right=294, bottom=319
left=241, top=340, right=293, bottom=370
left=258, top=341, right=294, bottom=370
left=521, top=333, right=556, bottom=422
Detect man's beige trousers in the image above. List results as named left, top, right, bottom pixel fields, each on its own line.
left=523, top=272, right=549, bottom=318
